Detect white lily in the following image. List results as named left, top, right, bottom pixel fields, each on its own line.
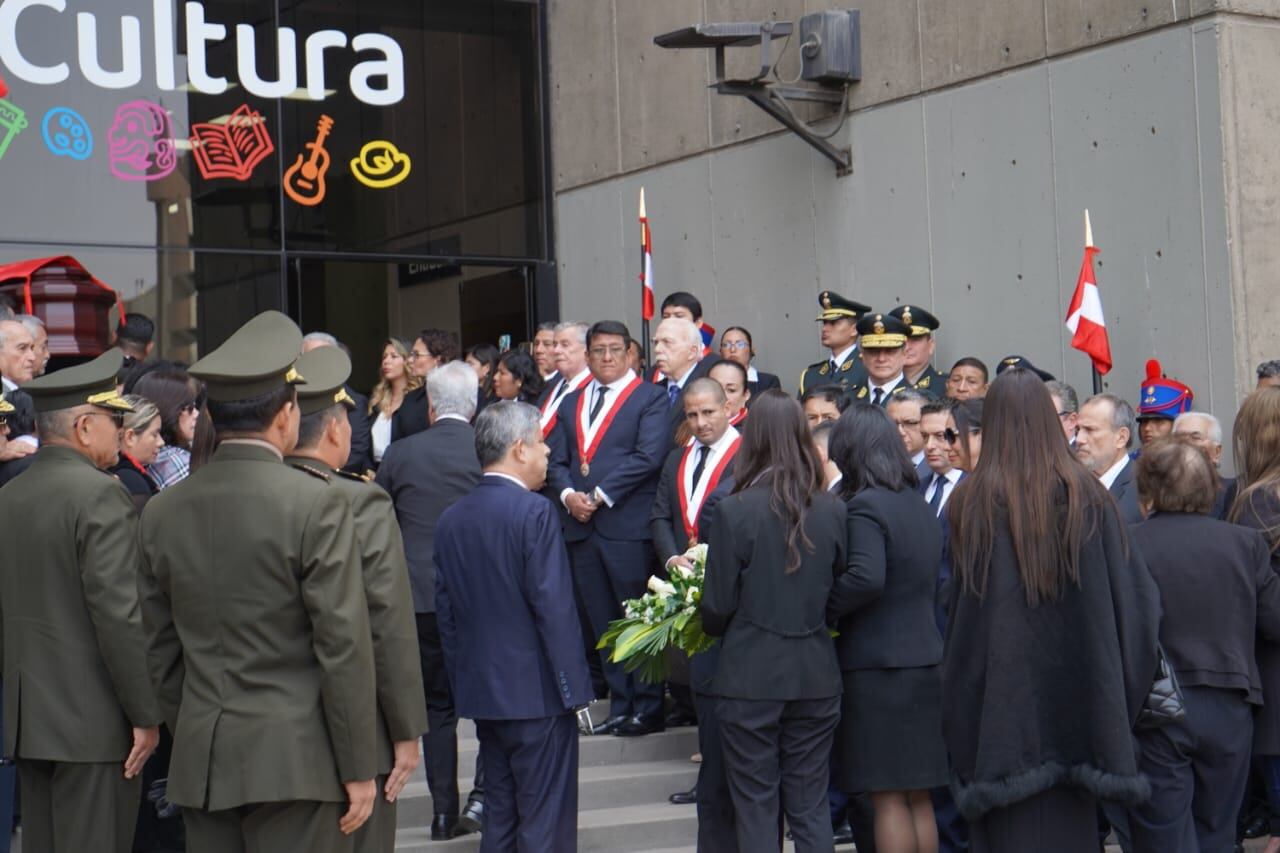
left=647, top=575, right=678, bottom=598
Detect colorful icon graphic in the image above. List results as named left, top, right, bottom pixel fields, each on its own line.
left=0, top=73, right=8, bottom=99
left=42, top=107, right=94, bottom=161
left=284, top=115, right=335, bottom=206
left=0, top=97, right=28, bottom=162
left=190, top=104, right=274, bottom=182
left=350, top=140, right=411, bottom=189
left=108, top=100, right=176, bottom=181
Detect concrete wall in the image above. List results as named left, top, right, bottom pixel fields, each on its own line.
left=548, top=2, right=1280, bottom=453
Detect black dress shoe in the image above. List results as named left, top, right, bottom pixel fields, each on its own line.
left=591, top=713, right=629, bottom=735
left=1242, top=814, right=1269, bottom=839
left=668, top=784, right=697, bottom=805
left=664, top=709, right=697, bottom=727
left=430, top=815, right=458, bottom=841
left=456, top=798, right=484, bottom=834
left=832, top=818, right=855, bottom=845
left=614, top=714, right=664, bottom=736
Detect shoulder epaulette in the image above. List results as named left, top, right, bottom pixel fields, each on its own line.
left=290, top=462, right=331, bottom=482
left=334, top=469, right=371, bottom=484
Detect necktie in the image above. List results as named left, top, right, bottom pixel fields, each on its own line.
left=928, top=474, right=946, bottom=515
left=691, top=445, right=711, bottom=491
left=589, top=385, right=609, bottom=424
left=552, top=379, right=570, bottom=405
left=872, top=387, right=884, bottom=406
left=667, top=381, right=681, bottom=409
left=829, top=359, right=838, bottom=375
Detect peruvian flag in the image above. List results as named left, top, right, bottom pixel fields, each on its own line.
left=0, top=74, right=8, bottom=99
left=1065, top=210, right=1113, bottom=375
left=639, top=188, right=655, bottom=322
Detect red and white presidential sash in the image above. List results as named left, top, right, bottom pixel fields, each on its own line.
left=677, top=431, right=741, bottom=543
left=729, top=408, right=748, bottom=426
left=540, top=369, right=591, bottom=437
left=575, top=375, right=644, bottom=477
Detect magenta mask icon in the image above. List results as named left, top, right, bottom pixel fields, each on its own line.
left=108, top=100, right=175, bottom=181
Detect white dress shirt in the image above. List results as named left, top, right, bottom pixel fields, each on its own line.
left=925, top=468, right=964, bottom=514
left=1098, top=455, right=1131, bottom=490
left=560, top=369, right=637, bottom=510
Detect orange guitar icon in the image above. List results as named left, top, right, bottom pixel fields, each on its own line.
left=284, top=115, right=334, bottom=206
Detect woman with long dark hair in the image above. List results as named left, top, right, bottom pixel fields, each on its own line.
left=700, top=389, right=847, bottom=853
left=133, top=363, right=205, bottom=489
left=942, top=369, right=1160, bottom=852
left=491, top=349, right=545, bottom=405
left=1230, top=387, right=1280, bottom=853
left=827, top=404, right=946, bottom=853
left=465, top=342, right=500, bottom=404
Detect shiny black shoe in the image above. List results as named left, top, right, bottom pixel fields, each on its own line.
left=664, top=709, right=697, bottom=727
left=591, top=713, right=629, bottom=735
left=832, top=818, right=855, bottom=845
left=668, top=784, right=697, bottom=805
left=1242, top=814, right=1269, bottom=839
left=456, top=798, right=484, bottom=835
left=430, top=815, right=458, bottom=841
left=613, top=713, right=664, bottom=736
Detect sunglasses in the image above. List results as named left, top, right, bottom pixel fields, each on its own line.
left=944, top=427, right=981, bottom=445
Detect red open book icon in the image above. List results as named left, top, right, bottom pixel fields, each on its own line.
left=190, top=104, right=275, bottom=181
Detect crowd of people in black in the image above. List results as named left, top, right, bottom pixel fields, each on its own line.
left=1, top=285, right=1280, bottom=853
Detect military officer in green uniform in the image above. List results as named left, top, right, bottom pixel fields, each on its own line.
left=887, top=304, right=945, bottom=396
left=0, top=349, right=161, bottom=853
left=798, top=290, right=871, bottom=398
left=846, top=313, right=912, bottom=407
left=137, top=311, right=378, bottom=853
left=284, top=345, right=429, bottom=853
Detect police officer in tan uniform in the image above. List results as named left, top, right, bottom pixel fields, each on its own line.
left=138, top=311, right=378, bottom=853
left=284, top=345, right=429, bottom=853
left=798, top=291, right=871, bottom=398
left=0, top=349, right=161, bottom=853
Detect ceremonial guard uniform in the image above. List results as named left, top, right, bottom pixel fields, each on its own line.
left=138, top=312, right=378, bottom=853
left=1136, top=359, right=1193, bottom=442
left=0, top=351, right=161, bottom=853
left=846, top=313, right=912, bottom=407
left=798, top=292, right=871, bottom=397
left=888, top=304, right=945, bottom=396
left=286, top=346, right=429, bottom=853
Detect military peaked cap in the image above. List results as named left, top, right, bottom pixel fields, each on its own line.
left=23, top=349, right=133, bottom=413
left=816, top=291, right=871, bottom=322
left=855, top=313, right=909, bottom=349
left=887, top=304, right=940, bottom=338
left=189, top=311, right=306, bottom=402
left=294, top=346, right=357, bottom=417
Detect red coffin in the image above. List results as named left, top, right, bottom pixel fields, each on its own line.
left=0, top=256, right=126, bottom=358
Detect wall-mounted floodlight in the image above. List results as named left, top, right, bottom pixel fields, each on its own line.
left=655, top=11, right=860, bottom=176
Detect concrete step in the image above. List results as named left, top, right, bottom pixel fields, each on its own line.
left=450, top=725, right=700, bottom=777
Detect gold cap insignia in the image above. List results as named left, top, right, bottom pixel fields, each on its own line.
left=902, top=307, right=913, bottom=325
left=1145, top=386, right=1155, bottom=396
left=821, top=292, right=832, bottom=309
left=873, top=316, right=885, bottom=335
left=285, top=365, right=304, bottom=384
left=335, top=387, right=355, bottom=407
left=1003, top=357, right=1018, bottom=366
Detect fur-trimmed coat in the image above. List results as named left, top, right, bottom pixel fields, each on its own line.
left=941, top=494, right=1161, bottom=821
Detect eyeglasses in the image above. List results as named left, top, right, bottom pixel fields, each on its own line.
left=589, top=345, right=627, bottom=358
left=408, top=350, right=430, bottom=361
left=181, top=402, right=200, bottom=415
left=720, top=341, right=750, bottom=351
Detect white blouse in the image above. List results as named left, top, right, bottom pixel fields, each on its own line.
left=371, top=411, right=393, bottom=463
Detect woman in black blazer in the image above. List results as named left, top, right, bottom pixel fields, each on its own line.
left=1127, top=438, right=1280, bottom=852
left=701, top=390, right=846, bottom=853
left=827, top=404, right=947, bottom=853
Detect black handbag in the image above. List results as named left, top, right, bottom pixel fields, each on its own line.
left=1135, top=645, right=1186, bottom=730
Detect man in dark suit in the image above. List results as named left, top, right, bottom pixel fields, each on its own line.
left=390, top=329, right=460, bottom=443
left=651, top=317, right=720, bottom=444
left=302, top=332, right=374, bottom=474
left=435, top=401, right=594, bottom=852
left=651, top=379, right=742, bottom=841
left=376, top=362, right=484, bottom=840
left=537, top=322, right=592, bottom=439
left=547, top=321, right=669, bottom=736
left=1172, top=411, right=1236, bottom=518
left=1077, top=393, right=1144, bottom=524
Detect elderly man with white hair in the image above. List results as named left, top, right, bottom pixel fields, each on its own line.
left=1172, top=411, right=1235, bottom=519
left=651, top=316, right=719, bottom=446
left=301, top=331, right=374, bottom=474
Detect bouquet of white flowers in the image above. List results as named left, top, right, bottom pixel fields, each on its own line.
left=597, top=543, right=717, bottom=684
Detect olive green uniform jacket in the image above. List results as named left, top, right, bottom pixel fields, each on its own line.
left=285, top=457, right=428, bottom=775
left=138, top=442, right=377, bottom=811
left=0, top=446, right=161, bottom=762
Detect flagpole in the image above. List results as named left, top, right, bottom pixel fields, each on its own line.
left=1083, top=210, right=1102, bottom=394
left=639, top=188, right=652, bottom=371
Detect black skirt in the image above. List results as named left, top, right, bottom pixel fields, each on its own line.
left=837, top=665, right=949, bottom=792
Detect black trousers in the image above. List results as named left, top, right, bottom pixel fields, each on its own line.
left=1129, top=685, right=1253, bottom=853
left=568, top=534, right=663, bottom=719
left=695, top=691, right=739, bottom=853
left=716, top=695, right=840, bottom=853
left=475, top=714, right=578, bottom=853
left=417, top=612, right=484, bottom=817
left=19, top=759, right=142, bottom=853
left=969, top=786, right=1097, bottom=853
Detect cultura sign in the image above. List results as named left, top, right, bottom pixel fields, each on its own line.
left=0, top=0, right=405, bottom=106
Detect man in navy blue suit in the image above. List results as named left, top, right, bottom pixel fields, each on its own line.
left=434, top=401, right=593, bottom=852
left=547, top=320, right=670, bottom=736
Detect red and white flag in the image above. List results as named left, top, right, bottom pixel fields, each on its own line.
left=639, top=188, right=655, bottom=322
left=1065, top=210, right=1113, bottom=375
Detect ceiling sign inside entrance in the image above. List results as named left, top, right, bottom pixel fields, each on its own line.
left=0, top=0, right=406, bottom=106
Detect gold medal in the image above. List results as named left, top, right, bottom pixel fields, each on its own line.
left=580, top=462, right=590, bottom=477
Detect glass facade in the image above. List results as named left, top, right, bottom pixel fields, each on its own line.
left=0, top=0, right=553, bottom=368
